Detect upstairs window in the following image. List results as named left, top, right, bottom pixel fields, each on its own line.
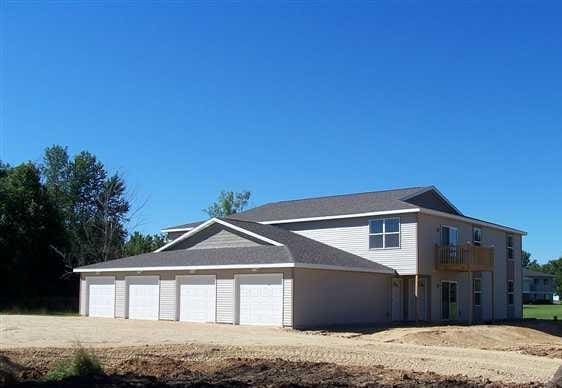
left=507, top=234, right=514, bottom=260
left=441, top=225, right=459, bottom=246
left=472, top=227, right=482, bottom=246
left=369, top=218, right=400, bottom=249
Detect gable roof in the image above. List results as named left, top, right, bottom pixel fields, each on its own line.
left=75, top=218, right=395, bottom=274
left=163, top=186, right=443, bottom=231
left=523, top=268, right=555, bottom=278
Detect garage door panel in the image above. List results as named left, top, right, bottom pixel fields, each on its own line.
left=178, top=275, right=216, bottom=323
left=237, top=274, right=283, bottom=326
left=87, top=277, right=115, bottom=318
left=127, top=276, right=159, bottom=320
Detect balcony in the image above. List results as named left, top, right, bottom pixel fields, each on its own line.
left=435, top=244, right=495, bottom=272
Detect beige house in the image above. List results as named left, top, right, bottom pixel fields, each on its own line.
left=74, top=186, right=525, bottom=328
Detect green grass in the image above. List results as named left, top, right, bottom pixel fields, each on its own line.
left=524, top=304, right=562, bottom=320
left=45, top=345, right=103, bottom=381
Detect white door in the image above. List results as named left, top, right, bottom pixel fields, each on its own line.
left=87, top=277, right=115, bottom=318
left=237, top=274, right=283, bottom=326
left=178, top=275, right=216, bottom=323
left=127, top=276, right=159, bottom=320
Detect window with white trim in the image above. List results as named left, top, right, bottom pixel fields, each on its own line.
left=473, top=278, right=482, bottom=306
left=506, top=234, right=514, bottom=260
left=473, top=227, right=482, bottom=246
left=507, top=280, right=514, bottom=305
left=369, top=218, right=400, bottom=249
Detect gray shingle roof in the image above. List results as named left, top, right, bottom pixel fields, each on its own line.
left=523, top=269, right=555, bottom=278
left=163, top=186, right=428, bottom=230
left=75, top=218, right=395, bottom=274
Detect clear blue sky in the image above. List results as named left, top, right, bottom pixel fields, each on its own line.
left=1, top=2, right=561, bottom=263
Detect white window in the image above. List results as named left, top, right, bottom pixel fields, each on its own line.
left=507, top=280, right=514, bottom=305
left=506, top=234, right=514, bottom=260
left=473, top=227, right=482, bottom=246
left=473, top=278, right=482, bottom=306
left=441, top=225, right=459, bottom=246
left=369, top=218, right=400, bottom=249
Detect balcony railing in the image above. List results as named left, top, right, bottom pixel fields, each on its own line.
left=436, top=244, right=495, bottom=271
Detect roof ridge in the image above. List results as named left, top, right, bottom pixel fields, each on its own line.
left=261, top=186, right=428, bottom=206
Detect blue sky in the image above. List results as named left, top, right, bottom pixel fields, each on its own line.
left=1, top=2, right=561, bottom=263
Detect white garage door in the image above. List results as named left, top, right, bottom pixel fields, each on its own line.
left=237, top=274, right=283, bottom=326
left=178, top=275, right=216, bottom=323
left=127, top=276, right=159, bottom=320
left=87, top=277, right=115, bottom=318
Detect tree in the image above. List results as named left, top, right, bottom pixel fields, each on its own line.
left=204, top=190, right=251, bottom=218
left=42, top=146, right=131, bottom=267
left=0, top=162, right=66, bottom=301
left=542, top=257, right=562, bottom=297
left=123, top=232, right=166, bottom=257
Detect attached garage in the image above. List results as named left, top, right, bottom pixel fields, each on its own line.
left=177, top=275, right=216, bottom=322
left=75, top=217, right=395, bottom=328
left=87, top=276, right=115, bottom=318
left=236, top=273, right=283, bottom=326
left=127, top=276, right=159, bottom=320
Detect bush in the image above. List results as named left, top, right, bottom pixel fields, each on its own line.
left=45, top=345, right=103, bottom=381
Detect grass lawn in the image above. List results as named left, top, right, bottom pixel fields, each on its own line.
left=523, top=304, right=562, bottom=320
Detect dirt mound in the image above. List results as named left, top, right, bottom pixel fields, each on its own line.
left=1, top=346, right=544, bottom=387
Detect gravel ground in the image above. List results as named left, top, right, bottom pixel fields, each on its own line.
left=1, top=315, right=561, bottom=384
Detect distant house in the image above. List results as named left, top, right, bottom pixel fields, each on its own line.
left=523, top=269, right=556, bottom=304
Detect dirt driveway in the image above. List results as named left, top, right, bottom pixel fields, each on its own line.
left=1, top=315, right=561, bottom=384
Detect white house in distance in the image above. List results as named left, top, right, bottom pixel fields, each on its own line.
left=74, top=186, right=525, bottom=328
left=523, top=269, right=556, bottom=304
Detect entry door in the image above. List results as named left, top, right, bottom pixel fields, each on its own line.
left=127, top=276, right=160, bottom=320
left=441, top=281, right=458, bottom=320
left=237, top=274, right=283, bottom=326
left=178, top=275, right=216, bottom=323
left=391, top=278, right=402, bottom=321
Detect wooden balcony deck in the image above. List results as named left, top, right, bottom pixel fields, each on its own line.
left=435, top=244, right=495, bottom=272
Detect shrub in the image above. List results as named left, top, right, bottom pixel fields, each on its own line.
left=45, top=345, right=103, bottom=381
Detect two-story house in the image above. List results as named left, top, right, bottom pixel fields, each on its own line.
left=523, top=269, right=556, bottom=304
left=74, top=186, right=525, bottom=328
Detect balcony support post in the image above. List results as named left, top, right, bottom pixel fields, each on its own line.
left=468, top=270, right=473, bottom=324
left=414, top=274, right=419, bottom=322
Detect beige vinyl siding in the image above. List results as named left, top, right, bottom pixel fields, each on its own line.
left=166, top=224, right=265, bottom=251
left=159, top=277, right=177, bottom=320
left=418, top=212, right=523, bottom=321
left=279, top=214, right=418, bottom=275
left=292, top=268, right=391, bottom=328
left=79, top=277, right=87, bottom=316
left=216, top=277, right=234, bottom=324
left=114, top=278, right=126, bottom=318
left=283, top=275, right=293, bottom=327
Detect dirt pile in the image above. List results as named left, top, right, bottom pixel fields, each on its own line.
left=1, top=346, right=546, bottom=387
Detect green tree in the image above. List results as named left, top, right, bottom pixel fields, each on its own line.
left=0, top=162, right=66, bottom=301
left=542, top=257, right=562, bottom=297
left=123, top=232, right=166, bottom=256
left=204, top=190, right=251, bottom=218
left=42, top=146, right=130, bottom=267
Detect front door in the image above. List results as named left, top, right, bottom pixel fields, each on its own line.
left=441, top=281, right=458, bottom=320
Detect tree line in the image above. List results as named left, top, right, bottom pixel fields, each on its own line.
left=0, top=145, right=251, bottom=310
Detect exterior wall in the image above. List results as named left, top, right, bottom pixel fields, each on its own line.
left=292, top=268, right=391, bottom=328
left=278, top=213, right=418, bottom=275
left=165, top=224, right=265, bottom=251
left=79, top=276, right=87, bottom=316
left=114, top=279, right=126, bottom=318
left=82, top=268, right=294, bottom=327
left=404, top=190, right=459, bottom=214
left=418, top=212, right=523, bottom=321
